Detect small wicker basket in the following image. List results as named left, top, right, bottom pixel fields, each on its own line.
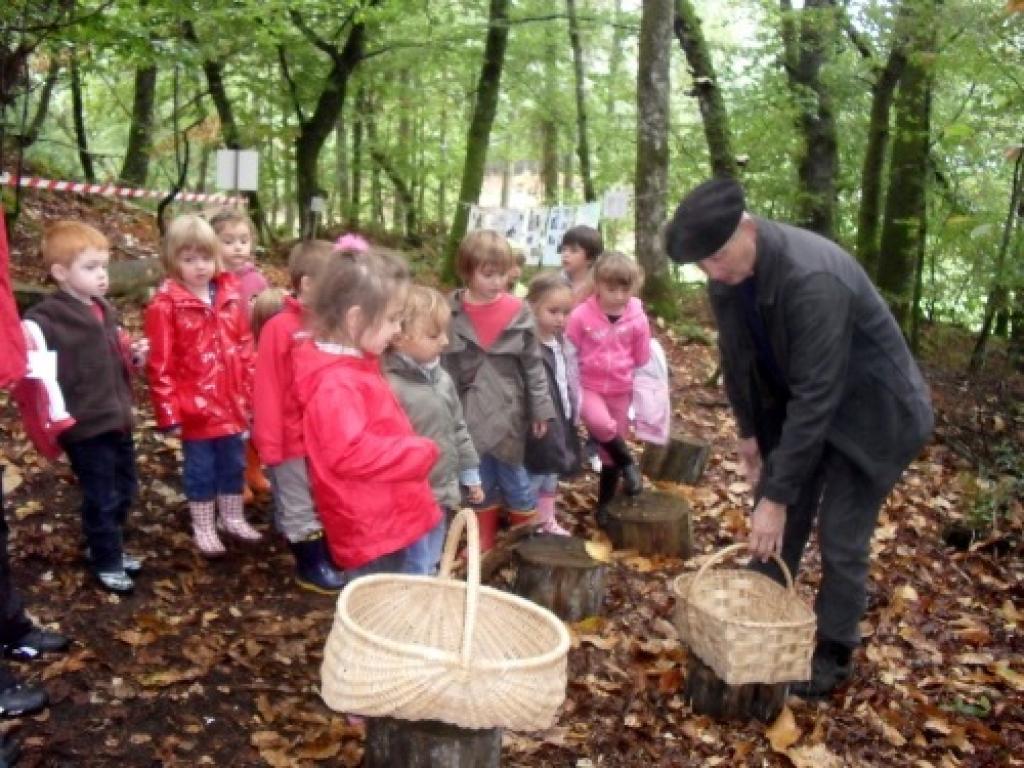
left=320, top=509, right=571, bottom=730
left=672, top=544, right=815, bottom=686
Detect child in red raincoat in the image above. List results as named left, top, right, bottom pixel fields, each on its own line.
left=292, top=241, right=440, bottom=576
left=144, top=214, right=258, bottom=557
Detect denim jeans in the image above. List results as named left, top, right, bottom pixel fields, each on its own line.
left=478, top=454, right=536, bottom=512
left=64, top=430, right=137, bottom=573
left=182, top=434, right=245, bottom=501
left=401, top=515, right=448, bottom=576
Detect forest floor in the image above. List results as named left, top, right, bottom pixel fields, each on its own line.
left=0, top=188, right=1022, bottom=767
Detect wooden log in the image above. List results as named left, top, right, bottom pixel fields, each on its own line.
left=364, top=717, right=502, bottom=768
left=12, top=281, right=50, bottom=313
left=512, top=534, right=606, bottom=621
left=641, top=432, right=710, bottom=485
left=108, top=257, right=163, bottom=300
left=683, top=653, right=787, bottom=723
left=604, top=491, right=692, bottom=558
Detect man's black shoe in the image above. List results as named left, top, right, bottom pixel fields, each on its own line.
left=3, top=627, right=70, bottom=661
left=0, top=683, right=48, bottom=718
left=791, top=640, right=853, bottom=699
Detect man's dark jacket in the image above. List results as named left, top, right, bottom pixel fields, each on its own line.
left=709, top=218, right=934, bottom=505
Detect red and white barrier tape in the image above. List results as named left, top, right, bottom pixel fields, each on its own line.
left=0, top=172, right=246, bottom=206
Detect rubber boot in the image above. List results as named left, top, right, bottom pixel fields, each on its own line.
left=475, top=506, right=501, bottom=553
left=290, top=534, right=347, bottom=594
left=245, top=441, right=271, bottom=496
left=217, top=494, right=262, bottom=542
left=600, top=436, right=642, bottom=496
left=595, top=465, right=621, bottom=530
left=507, top=508, right=537, bottom=527
left=189, top=500, right=226, bottom=557
left=536, top=491, right=569, bottom=535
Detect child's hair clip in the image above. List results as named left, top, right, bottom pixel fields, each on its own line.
left=334, top=234, right=370, bottom=254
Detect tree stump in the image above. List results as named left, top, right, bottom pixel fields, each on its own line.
left=640, top=432, right=710, bottom=485
left=683, top=654, right=787, bottom=723
left=605, top=491, right=692, bottom=557
left=364, top=717, right=502, bottom=768
left=512, top=534, right=606, bottom=621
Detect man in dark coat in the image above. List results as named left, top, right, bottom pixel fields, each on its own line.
left=665, top=178, right=933, bottom=697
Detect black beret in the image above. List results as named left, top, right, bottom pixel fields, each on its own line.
left=665, top=178, right=745, bottom=263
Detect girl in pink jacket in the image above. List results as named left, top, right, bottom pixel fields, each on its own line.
left=565, top=252, right=651, bottom=528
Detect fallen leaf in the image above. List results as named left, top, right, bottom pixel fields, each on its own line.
left=992, top=662, right=1024, bottom=691
left=766, top=705, right=802, bottom=752
left=584, top=540, right=613, bottom=563
left=785, top=743, right=844, bottom=767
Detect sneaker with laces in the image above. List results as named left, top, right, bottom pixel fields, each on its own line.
left=95, top=569, right=134, bottom=594
left=3, top=627, right=70, bottom=660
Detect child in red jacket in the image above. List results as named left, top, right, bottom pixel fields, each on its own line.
left=293, top=242, right=440, bottom=576
left=252, top=239, right=345, bottom=592
left=566, top=252, right=651, bottom=528
left=144, top=214, right=259, bottom=557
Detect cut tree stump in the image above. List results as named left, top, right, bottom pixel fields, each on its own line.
left=640, top=432, right=710, bottom=485
left=605, top=490, right=692, bottom=558
left=364, top=717, right=502, bottom=768
left=683, top=654, right=787, bottom=723
left=512, top=533, right=606, bottom=621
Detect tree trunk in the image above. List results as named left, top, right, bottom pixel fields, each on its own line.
left=854, top=3, right=911, bottom=277
left=635, top=0, right=673, bottom=312
left=19, top=59, right=60, bottom=148
left=877, top=4, right=937, bottom=332
left=351, top=85, right=365, bottom=227
left=780, top=0, right=839, bottom=239
left=364, top=718, right=501, bottom=768
left=371, top=149, right=417, bottom=242
left=605, top=491, right=693, bottom=558
left=562, top=150, right=574, bottom=199
left=512, top=534, right=607, bottom=621
left=289, top=10, right=370, bottom=236
left=566, top=0, right=596, bottom=202
left=335, top=112, right=349, bottom=225
left=368, top=92, right=384, bottom=229
left=673, top=0, right=736, bottom=179
left=69, top=54, right=95, bottom=183
left=970, top=145, right=1023, bottom=372
left=540, top=23, right=560, bottom=206
left=119, top=63, right=157, bottom=186
left=441, top=0, right=511, bottom=282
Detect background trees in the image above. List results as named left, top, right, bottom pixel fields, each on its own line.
left=1, top=0, right=1022, bottom=367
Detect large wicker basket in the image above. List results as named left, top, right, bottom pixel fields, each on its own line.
left=320, top=509, right=571, bottom=730
left=672, top=544, right=815, bottom=686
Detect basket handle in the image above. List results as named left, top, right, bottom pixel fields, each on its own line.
left=687, top=543, right=794, bottom=599
left=438, top=508, right=480, bottom=668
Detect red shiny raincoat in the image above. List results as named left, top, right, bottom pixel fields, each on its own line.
left=293, top=341, right=440, bottom=569
left=144, top=273, right=254, bottom=440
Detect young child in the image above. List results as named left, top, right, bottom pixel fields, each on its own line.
left=385, top=285, right=484, bottom=574
left=209, top=208, right=271, bottom=504
left=293, top=244, right=440, bottom=577
left=252, top=240, right=346, bottom=592
left=559, top=224, right=603, bottom=307
left=442, top=230, right=556, bottom=551
left=145, top=214, right=260, bottom=557
left=23, top=221, right=143, bottom=593
left=524, top=272, right=581, bottom=535
left=566, top=252, right=651, bottom=528
left=507, top=247, right=528, bottom=298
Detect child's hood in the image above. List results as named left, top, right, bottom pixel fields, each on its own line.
left=292, top=341, right=377, bottom=408
left=577, top=294, right=645, bottom=324
left=151, top=271, right=241, bottom=308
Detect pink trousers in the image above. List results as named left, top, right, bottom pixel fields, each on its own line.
left=580, top=389, right=631, bottom=463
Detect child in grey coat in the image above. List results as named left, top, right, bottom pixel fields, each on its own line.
left=385, top=286, right=483, bottom=574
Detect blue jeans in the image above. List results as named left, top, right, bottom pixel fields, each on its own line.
left=64, top=430, right=137, bottom=572
left=182, top=434, right=245, bottom=501
left=401, top=515, right=448, bottom=575
left=478, top=454, right=536, bottom=512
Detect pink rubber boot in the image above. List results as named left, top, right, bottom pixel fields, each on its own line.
left=536, top=491, right=569, bottom=535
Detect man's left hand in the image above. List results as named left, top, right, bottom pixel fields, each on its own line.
left=749, top=498, right=787, bottom=561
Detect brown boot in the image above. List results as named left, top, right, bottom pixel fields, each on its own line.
left=245, top=441, right=271, bottom=495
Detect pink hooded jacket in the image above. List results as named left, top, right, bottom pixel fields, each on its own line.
left=566, top=295, right=651, bottom=396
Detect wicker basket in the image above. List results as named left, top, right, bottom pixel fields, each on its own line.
left=673, top=544, right=815, bottom=686
left=320, top=509, right=571, bottom=730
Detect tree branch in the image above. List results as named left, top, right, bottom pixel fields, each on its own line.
left=277, top=45, right=306, bottom=125
left=289, top=9, right=341, bottom=60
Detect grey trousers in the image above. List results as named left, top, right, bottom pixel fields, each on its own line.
left=267, top=458, right=323, bottom=543
left=752, top=447, right=889, bottom=649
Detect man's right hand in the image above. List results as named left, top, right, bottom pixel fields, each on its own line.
left=738, top=437, right=761, bottom=486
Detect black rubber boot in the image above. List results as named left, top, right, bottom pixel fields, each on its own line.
left=3, top=627, right=70, bottom=661
left=290, top=536, right=347, bottom=594
left=599, top=437, right=642, bottom=496
left=0, top=683, right=48, bottom=718
left=791, top=640, right=853, bottom=699
left=0, top=730, right=20, bottom=767
left=595, top=465, right=621, bottom=530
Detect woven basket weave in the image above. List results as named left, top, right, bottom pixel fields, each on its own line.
left=320, top=509, right=571, bottom=730
left=673, top=544, right=815, bottom=686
